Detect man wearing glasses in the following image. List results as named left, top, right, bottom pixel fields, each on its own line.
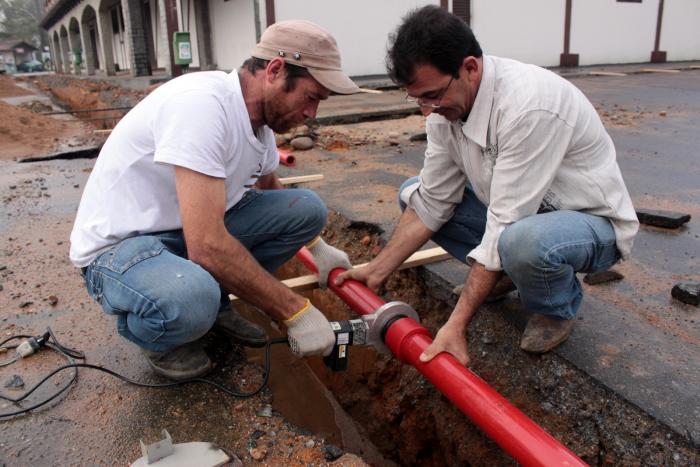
left=337, top=6, right=638, bottom=366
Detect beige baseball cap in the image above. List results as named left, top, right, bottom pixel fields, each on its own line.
left=251, top=20, right=360, bottom=95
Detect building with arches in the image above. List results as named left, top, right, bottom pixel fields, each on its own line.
left=40, top=0, right=700, bottom=79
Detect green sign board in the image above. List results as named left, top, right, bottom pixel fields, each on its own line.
left=173, top=32, right=192, bottom=66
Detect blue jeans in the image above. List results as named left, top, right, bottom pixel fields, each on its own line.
left=83, top=188, right=326, bottom=352
left=399, top=177, right=620, bottom=320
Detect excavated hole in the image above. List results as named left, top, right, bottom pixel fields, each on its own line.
left=240, top=211, right=698, bottom=466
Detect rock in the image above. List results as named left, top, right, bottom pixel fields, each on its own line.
left=274, top=133, right=287, bottom=147
left=387, top=131, right=399, bottom=138
left=635, top=208, right=691, bottom=229
left=323, top=444, right=344, bottom=461
left=583, top=270, right=624, bottom=285
left=304, top=440, right=315, bottom=448
left=249, top=447, right=267, bottom=461
left=481, top=335, right=497, bottom=345
left=257, top=404, right=273, bottom=417
left=360, top=235, right=371, bottom=246
left=47, top=295, right=58, bottom=306
left=659, top=111, right=667, bottom=116
left=671, top=282, right=699, bottom=306
left=4, top=375, right=24, bottom=389
left=19, top=301, right=33, bottom=308
left=0, top=266, right=6, bottom=271
left=387, top=139, right=400, bottom=146
left=290, top=136, right=314, bottom=150
left=0, top=284, right=3, bottom=292
left=409, top=132, right=427, bottom=141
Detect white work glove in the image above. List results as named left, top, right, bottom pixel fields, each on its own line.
left=307, top=237, right=352, bottom=289
left=284, top=300, right=335, bottom=357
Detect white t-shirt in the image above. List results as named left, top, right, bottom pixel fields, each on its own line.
left=69, top=70, right=279, bottom=267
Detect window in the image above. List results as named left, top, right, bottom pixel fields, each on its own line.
left=453, top=0, right=471, bottom=25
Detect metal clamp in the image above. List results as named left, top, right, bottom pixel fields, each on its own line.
left=365, top=301, right=420, bottom=354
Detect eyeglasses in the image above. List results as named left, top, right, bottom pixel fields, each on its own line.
left=405, top=75, right=455, bottom=109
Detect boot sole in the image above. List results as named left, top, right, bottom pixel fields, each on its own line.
left=145, top=358, right=213, bottom=380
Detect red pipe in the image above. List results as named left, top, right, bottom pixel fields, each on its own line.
left=278, top=149, right=296, bottom=168
left=296, top=247, right=586, bottom=467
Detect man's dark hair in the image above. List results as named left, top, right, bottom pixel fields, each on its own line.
left=387, top=5, right=483, bottom=86
left=241, top=57, right=312, bottom=92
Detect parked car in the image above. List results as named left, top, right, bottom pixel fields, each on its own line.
left=16, top=60, right=45, bottom=72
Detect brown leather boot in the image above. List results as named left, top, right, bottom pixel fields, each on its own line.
left=213, top=303, right=268, bottom=348
left=520, top=314, right=575, bottom=353
left=141, top=341, right=211, bottom=380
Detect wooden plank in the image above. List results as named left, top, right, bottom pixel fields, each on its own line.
left=279, top=174, right=324, bottom=185
left=94, top=129, right=113, bottom=134
left=589, top=71, right=627, bottom=77
left=229, top=246, right=450, bottom=302
left=394, top=246, right=452, bottom=270
left=641, top=68, right=680, bottom=73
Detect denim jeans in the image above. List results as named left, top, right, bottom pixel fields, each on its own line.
left=399, top=177, right=620, bottom=320
left=83, top=188, right=326, bottom=352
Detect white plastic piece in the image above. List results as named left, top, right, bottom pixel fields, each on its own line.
left=139, top=430, right=173, bottom=463
left=132, top=433, right=230, bottom=467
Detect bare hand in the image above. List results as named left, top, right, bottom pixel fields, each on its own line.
left=419, top=320, right=470, bottom=366
left=335, top=266, right=386, bottom=293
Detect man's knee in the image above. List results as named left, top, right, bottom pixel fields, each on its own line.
left=288, top=188, right=327, bottom=235
left=398, top=176, right=421, bottom=212
left=498, top=220, right=550, bottom=275
left=137, top=266, right=221, bottom=347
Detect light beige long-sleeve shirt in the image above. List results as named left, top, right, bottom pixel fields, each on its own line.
left=403, top=55, right=639, bottom=271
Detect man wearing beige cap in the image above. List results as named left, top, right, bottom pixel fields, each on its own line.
left=69, top=20, right=358, bottom=379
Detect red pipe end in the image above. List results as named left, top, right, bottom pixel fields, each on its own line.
left=279, top=149, right=296, bottom=167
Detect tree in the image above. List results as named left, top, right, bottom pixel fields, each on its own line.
left=0, top=0, right=43, bottom=45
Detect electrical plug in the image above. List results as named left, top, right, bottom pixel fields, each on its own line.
left=16, top=331, right=51, bottom=358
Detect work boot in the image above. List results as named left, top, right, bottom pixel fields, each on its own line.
left=213, top=303, right=268, bottom=348
left=519, top=314, right=575, bottom=353
left=141, top=342, right=211, bottom=380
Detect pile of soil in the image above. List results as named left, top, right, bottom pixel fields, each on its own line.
left=0, top=74, right=34, bottom=98
left=0, top=100, right=88, bottom=161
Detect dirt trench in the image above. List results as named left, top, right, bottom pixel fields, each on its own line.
left=19, top=74, right=146, bottom=130
left=272, top=212, right=700, bottom=467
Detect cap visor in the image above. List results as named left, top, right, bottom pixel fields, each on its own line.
left=308, top=68, right=361, bottom=95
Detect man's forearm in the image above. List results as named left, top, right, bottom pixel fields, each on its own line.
left=190, top=233, right=304, bottom=320
left=256, top=172, right=283, bottom=190
left=372, top=207, right=434, bottom=278
left=449, top=263, right=502, bottom=328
